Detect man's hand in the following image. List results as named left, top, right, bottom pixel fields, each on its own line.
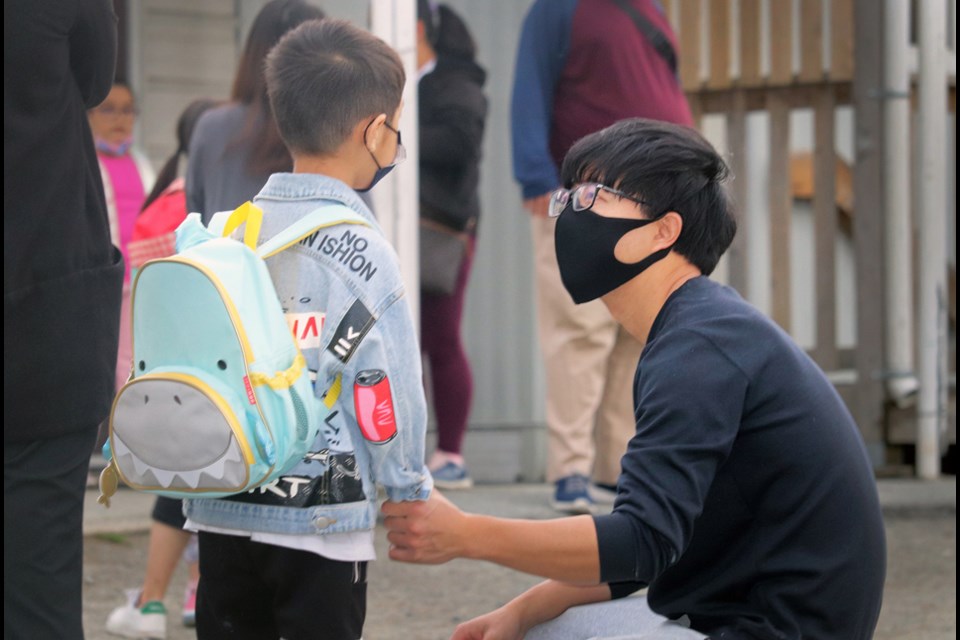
left=523, top=193, right=553, bottom=218
left=382, top=490, right=468, bottom=564
left=449, top=605, right=525, bottom=640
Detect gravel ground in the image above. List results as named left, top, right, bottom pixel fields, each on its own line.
left=81, top=485, right=955, bottom=640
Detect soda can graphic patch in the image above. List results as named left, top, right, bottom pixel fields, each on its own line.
left=353, top=370, right=398, bottom=443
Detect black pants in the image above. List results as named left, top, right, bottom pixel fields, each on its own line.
left=197, top=531, right=367, bottom=640
left=4, top=426, right=98, bottom=640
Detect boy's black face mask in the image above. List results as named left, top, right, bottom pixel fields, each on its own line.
left=554, top=204, right=672, bottom=304
left=357, top=121, right=404, bottom=193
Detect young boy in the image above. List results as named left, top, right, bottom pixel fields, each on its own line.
left=183, top=19, right=432, bottom=640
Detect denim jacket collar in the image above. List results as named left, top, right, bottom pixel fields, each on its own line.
left=255, top=173, right=380, bottom=230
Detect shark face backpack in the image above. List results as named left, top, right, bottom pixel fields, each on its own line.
left=98, top=202, right=367, bottom=504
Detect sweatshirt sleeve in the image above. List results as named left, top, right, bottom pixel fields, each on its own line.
left=185, top=113, right=210, bottom=218
left=419, top=81, right=486, bottom=166
left=510, top=0, right=576, bottom=199
left=593, top=329, right=748, bottom=586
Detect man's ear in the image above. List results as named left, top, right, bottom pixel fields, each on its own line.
left=615, top=211, right=683, bottom=264
left=651, top=211, right=683, bottom=251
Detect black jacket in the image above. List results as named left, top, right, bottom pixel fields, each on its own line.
left=4, top=0, right=123, bottom=441
left=418, top=54, right=487, bottom=232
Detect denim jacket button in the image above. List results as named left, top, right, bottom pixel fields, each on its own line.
left=312, top=516, right=335, bottom=530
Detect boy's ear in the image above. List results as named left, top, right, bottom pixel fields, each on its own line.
left=361, top=113, right=388, bottom=152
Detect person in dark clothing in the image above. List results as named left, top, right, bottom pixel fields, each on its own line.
left=4, top=0, right=121, bottom=637
left=383, top=119, right=886, bottom=640
left=416, top=1, right=488, bottom=489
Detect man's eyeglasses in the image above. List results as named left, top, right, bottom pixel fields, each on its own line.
left=548, top=183, right=647, bottom=218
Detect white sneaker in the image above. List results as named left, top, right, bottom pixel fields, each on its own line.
left=105, top=588, right=167, bottom=639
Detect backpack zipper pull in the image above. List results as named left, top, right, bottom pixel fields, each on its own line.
left=98, top=462, right=119, bottom=508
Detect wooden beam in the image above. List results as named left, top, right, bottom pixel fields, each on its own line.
left=689, top=82, right=854, bottom=113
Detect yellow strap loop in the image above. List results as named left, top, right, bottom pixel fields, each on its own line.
left=222, top=201, right=264, bottom=251
left=249, top=353, right=307, bottom=390
left=249, top=358, right=341, bottom=411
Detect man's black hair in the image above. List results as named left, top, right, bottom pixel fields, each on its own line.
left=561, top=118, right=736, bottom=276
left=266, top=19, right=405, bottom=156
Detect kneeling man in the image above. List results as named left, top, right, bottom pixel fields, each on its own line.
left=384, top=118, right=885, bottom=640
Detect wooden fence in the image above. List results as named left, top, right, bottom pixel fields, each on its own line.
left=661, top=0, right=957, bottom=458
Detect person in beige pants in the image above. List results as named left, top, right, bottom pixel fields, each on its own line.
left=510, top=0, right=693, bottom=512
left=530, top=214, right=642, bottom=513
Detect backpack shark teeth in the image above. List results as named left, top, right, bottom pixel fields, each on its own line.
left=111, top=432, right=246, bottom=490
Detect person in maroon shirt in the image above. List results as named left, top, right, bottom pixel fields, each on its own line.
left=511, top=0, right=694, bottom=514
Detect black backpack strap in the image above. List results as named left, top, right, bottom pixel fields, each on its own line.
left=608, top=0, right=679, bottom=77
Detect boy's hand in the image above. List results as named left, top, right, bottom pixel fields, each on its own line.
left=382, top=490, right=469, bottom=564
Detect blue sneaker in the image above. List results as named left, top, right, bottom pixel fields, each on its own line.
left=431, top=461, right=474, bottom=490
left=551, top=474, right=595, bottom=514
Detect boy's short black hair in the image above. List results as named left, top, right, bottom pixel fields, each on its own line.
left=266, top=19, right=405, bottom=156
left=561, top=118, right=736, bottom=276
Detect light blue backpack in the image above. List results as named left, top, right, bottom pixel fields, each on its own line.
left=98, top=202, right=367, bottom=504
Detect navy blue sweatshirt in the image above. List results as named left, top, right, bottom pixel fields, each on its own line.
left=594, top=277, right=885, bottom=640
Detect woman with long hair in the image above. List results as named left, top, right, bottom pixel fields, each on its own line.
left=416, top=2, right=488, bottom=488
left=187, top=0, right=325, bottom=222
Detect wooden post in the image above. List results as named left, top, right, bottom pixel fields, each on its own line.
left=708, top=0, right=732, bottom=89
left=726, top=90, right=749, bottom=295
left=799, top=0, right=824, bottom=83
left=739, top=0, right=762, bottom=86
left=768, top=92, right=792, bottom=332
left=678, top=0, right=702, bottom=91
left=769, top=1, right=794, bottom=84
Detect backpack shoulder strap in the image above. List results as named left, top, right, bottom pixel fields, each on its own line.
left=256, top=204, right=369, bottom=259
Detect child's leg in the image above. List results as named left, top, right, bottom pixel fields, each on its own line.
left=140, top=497, right=192, bottom=604
left=196, top=532, right=278, bottom=640
left=264, top=547, right=367, bottom=640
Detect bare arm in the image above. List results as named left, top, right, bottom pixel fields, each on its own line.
left=382, top=491, right=600, bottom=584
left=523, top=193, right=552, bottom=218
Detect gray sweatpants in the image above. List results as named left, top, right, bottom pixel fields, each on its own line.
left=525, top=595, right=706, bottom=640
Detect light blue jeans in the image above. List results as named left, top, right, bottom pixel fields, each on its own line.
left=525, top=595, right=706, bottom=640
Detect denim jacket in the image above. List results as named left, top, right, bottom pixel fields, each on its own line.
left=185, top=173, right=432, bottom=535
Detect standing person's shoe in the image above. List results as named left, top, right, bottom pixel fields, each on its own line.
left=181, top=580, right=198, bottom=627
left=105, top=589, right=167, bottom=639
left=431, top=461, right=474, bottom=490
left=551, top=474, right=595, bottom=514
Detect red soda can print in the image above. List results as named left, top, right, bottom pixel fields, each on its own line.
left=353, top=370, right=398, bottom=443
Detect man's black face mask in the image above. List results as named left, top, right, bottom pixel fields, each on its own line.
left=553, top=203, right=672, bottom=304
